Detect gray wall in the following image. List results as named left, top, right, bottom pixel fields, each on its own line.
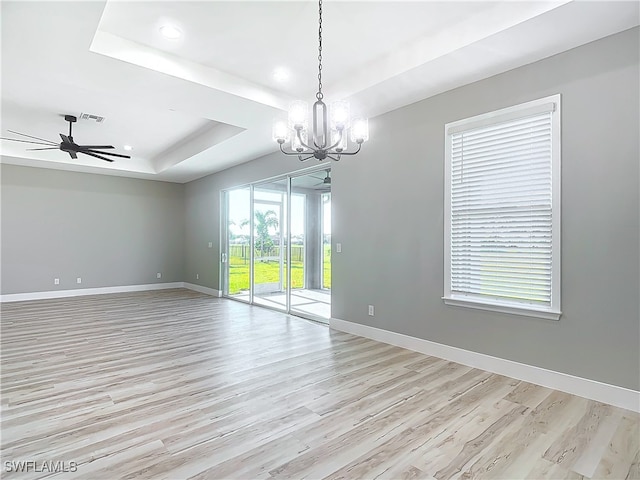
left=1, top=164, right=185, bottom=294
left=185, top=28, right=640, bottom=390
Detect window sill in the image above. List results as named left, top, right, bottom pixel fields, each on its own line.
left=442, top=296, right=561, bottom=321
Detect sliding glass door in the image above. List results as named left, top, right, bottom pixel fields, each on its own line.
left=222, top=168, right=331, bottom=322
left=224, top=186, right=251, bottom=301
left=288, top=171, right=331, bottom=320
left=252, top=179, right=287, bottom=311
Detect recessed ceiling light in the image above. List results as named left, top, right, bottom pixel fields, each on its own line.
left=273, top=68, right=290, bottom=82
left=160, top=25, right=182, bottom=40
left=123, top=145, right=133, bottom=151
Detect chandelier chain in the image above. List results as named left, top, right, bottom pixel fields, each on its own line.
left=317, top=0, right=323, bottom=100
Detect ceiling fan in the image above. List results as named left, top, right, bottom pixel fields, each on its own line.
left=0, top=115, right=131, bottom=163
left=313, top=169, right=331, bottom=188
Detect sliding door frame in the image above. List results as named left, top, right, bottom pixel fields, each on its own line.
left=286, top=176, right=292, bottom=314
left=221, top=165, right=330, bottom=322
left=249, top=184, right=255, bottom=305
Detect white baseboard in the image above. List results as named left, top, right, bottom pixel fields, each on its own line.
left=183, top=283, right=221, bottom=297
left=330, top=318, right=640, bottom=413
left=1, top=282, right=223, bottom=302
left=0, top=282, right=185, bottom=303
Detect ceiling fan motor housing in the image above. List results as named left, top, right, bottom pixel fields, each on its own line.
left=60, top=142, right=75, bottom=153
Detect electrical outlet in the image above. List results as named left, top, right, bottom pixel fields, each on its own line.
left=336, top=243, right=342, bottom=253
left=157, top=272, right=162, bottom=279
left=208, top=242, right=213, bottom=248
left=368, top=305, right=375, bottom=316
left=196, top=274, right=199, bottom=280
left=54, top=278, right=60, bottom=285
left=76, top=277, right=82, bottom=284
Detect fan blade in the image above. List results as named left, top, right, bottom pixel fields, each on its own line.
left=60, top=133, right=72, bottom=143
left=7, top=130, right=57, bottom=145
left=1, top=137, right=59, bottom=147
left=26, top=147, right=60, bottom=151
left=81, top=151, right=113, bottom=163
left=69, top=151, right=77, bottom=159
left=77, top=145, right=114, bottom=150
left=83, top=149, right=130, bottom=159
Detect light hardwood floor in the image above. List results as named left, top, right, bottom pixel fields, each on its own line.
left=1, top=289, right=638, bottom=479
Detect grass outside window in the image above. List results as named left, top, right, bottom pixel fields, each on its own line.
left=227, top=245, right=331, bottom=294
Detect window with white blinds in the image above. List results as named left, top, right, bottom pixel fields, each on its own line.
left=443, top=95, right=561, bottom=320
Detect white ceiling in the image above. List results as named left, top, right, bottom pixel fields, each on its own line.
left=1, top=1, right=638, bottom=183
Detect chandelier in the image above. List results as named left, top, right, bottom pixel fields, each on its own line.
left=272, top=0, right=369, bottom=162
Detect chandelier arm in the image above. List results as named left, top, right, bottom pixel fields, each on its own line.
left=298, top=154, right=315, bottom=162
left=327, top=155, right=341, bottom=162
left=332, top=142, right=362, bottom=156
left=325, top=128, right=345, bottom=151
left=295, top=128, right=315, bottom=151
left=279, top=142, right=307, bottom=156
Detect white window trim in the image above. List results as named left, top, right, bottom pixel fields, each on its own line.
left=443, top=95, right=562, bottom=321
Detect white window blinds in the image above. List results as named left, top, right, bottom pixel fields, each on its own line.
left=444, top=96, right=561, bottom=319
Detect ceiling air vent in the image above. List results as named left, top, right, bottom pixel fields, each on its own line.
left=79, top=113, right=105, bottom=123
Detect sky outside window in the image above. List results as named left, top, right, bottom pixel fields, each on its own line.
left=228, top=189, right=324, bottom=237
